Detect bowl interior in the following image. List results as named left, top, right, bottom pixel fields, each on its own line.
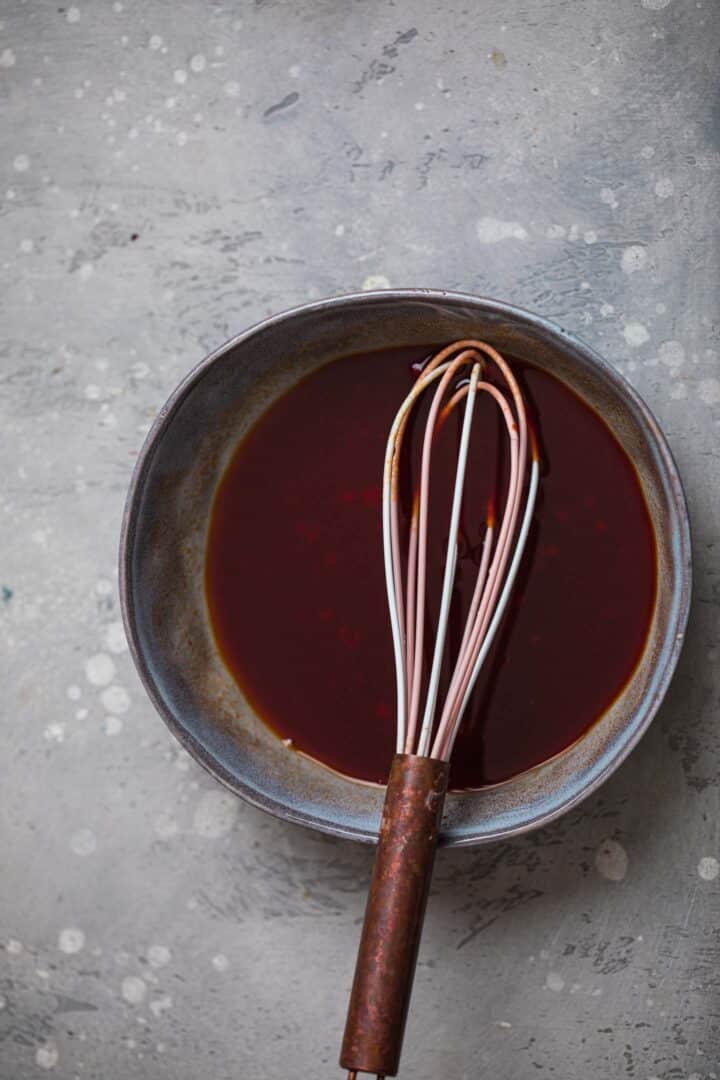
left=121, top=292, right=690, bottom=845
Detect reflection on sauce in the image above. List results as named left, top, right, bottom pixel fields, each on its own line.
left=205, top=345, right=657, bottom=788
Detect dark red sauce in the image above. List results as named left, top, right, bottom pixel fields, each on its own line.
left=205, top=345, right=657, bottom=788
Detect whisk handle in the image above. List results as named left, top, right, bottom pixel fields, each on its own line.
left=340, top=753, right=449, bottom=1077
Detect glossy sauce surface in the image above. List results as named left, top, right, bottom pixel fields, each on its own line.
left=205, top=346, right=656, bottom=788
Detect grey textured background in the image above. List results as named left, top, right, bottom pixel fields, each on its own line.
left=1, top=0, right=719, bottom=1077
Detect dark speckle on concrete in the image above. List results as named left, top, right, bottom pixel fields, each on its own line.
left=382, top=27, right=418, bottom=58
left=263, top=92, right=300, bottom=119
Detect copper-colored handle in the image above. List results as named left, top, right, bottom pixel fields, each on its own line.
left=340, top=754, right=450, bottom=1078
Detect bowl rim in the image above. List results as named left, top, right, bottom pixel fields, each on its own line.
left=119, top=288, right=692, bottom=845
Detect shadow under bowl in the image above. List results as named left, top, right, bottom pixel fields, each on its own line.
left=119, top=290, right=691, bottom=846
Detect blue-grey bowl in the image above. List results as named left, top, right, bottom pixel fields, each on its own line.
left=119, top=290, right=691, bottom=846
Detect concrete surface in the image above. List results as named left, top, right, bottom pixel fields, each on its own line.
left=1, top=1, right=719, bottom=1077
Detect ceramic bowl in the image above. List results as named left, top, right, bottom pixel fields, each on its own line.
left=119, top=290, right=691, bottom=845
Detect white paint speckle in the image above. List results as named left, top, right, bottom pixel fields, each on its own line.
left=147, top=945, right=171, bottom=968
left=44, top=721, right=66, bottom=743
left=476, top=217, right=528, bottom=243
left=641, top=0, right=673, bottom=9
left=35, top=1044, right=59, bottom=1070
left=189, top=53, right=206, bottom=74
left=113, top=1, right=123, bottom=11
left=78, top=262, right=94, bottom=281
left=583, top=230, right=598, bottom=245
left=212, top=953, right=229, bottom=972
left=640, top=145, right=655, bottom=159
left=655, top=177, right=674, bottom=199
left=288, top=64, right=301, bottom=78
left=19, top=238, right=34, bottom=254
left=623, top=322, right=650, bottom=348
left=121, top=975, right=147, bottom=1005
left=173, top=69, right=188, bottom=85
left=334, top=224, right=345, bottom=237
left=0, top=47, right=16, bottom=68
left=103, top=621, right=128, bottom=654
left=193, top=791, right=238, bottom=838
left=224, top=80, right=241, bottom=97
left=96, top=578, right=113, bottom=596
left=70, top=827, right=97, bottom=856
left=103, top=715, right=123, bottom=736
left=595, top=838, right=628, bottom=881
left=698, top=378, right=720, bottom=405
left=621, top=245, right=647, bottom=274
left=600, top=187, right=618, bottom=209
left=13, top=154, right=30, bottom=172
left=6, top=939, right=23, bottom=955
left=698, top=856, right=719, bottom=881
left=545, top=971, right=565, bottom=992
left=414, top=101, right=425, bottom=111
left=176, top=131, right=188, bottom=147
left=149, top=34, right=163, bottom=51
left=149, top=993, right=173, bottom=1017
left=361, top=274, right=390, bottom=291
left=66, top=5, right=81, bottom=22
left=546, top=224, right=566, bottom=239
left=101, top=684, right=130, bottom=714
left=58, top=928, right=85, bottom=954
left=670, top=382, right=687, bottom=400
left=658, top=340, right=685, bottom=369
left=600, top=302, right=615, bottom=317
left=84, top=653, right=115, bottom=687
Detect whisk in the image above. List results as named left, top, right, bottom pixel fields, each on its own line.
left=340, top=340, right=539, bottom=1078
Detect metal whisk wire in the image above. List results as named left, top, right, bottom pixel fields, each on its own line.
left=382, top=340, right=539, bottom=763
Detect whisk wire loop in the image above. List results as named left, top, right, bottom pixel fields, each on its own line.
left=416, top=363, right=481, bottom=757
left=382, top=357, right=478, bottom=754
left=382, top=340, right=537, bottom=763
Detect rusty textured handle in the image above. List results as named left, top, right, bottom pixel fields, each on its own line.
left=340, top=753, right=450, bottom=1077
